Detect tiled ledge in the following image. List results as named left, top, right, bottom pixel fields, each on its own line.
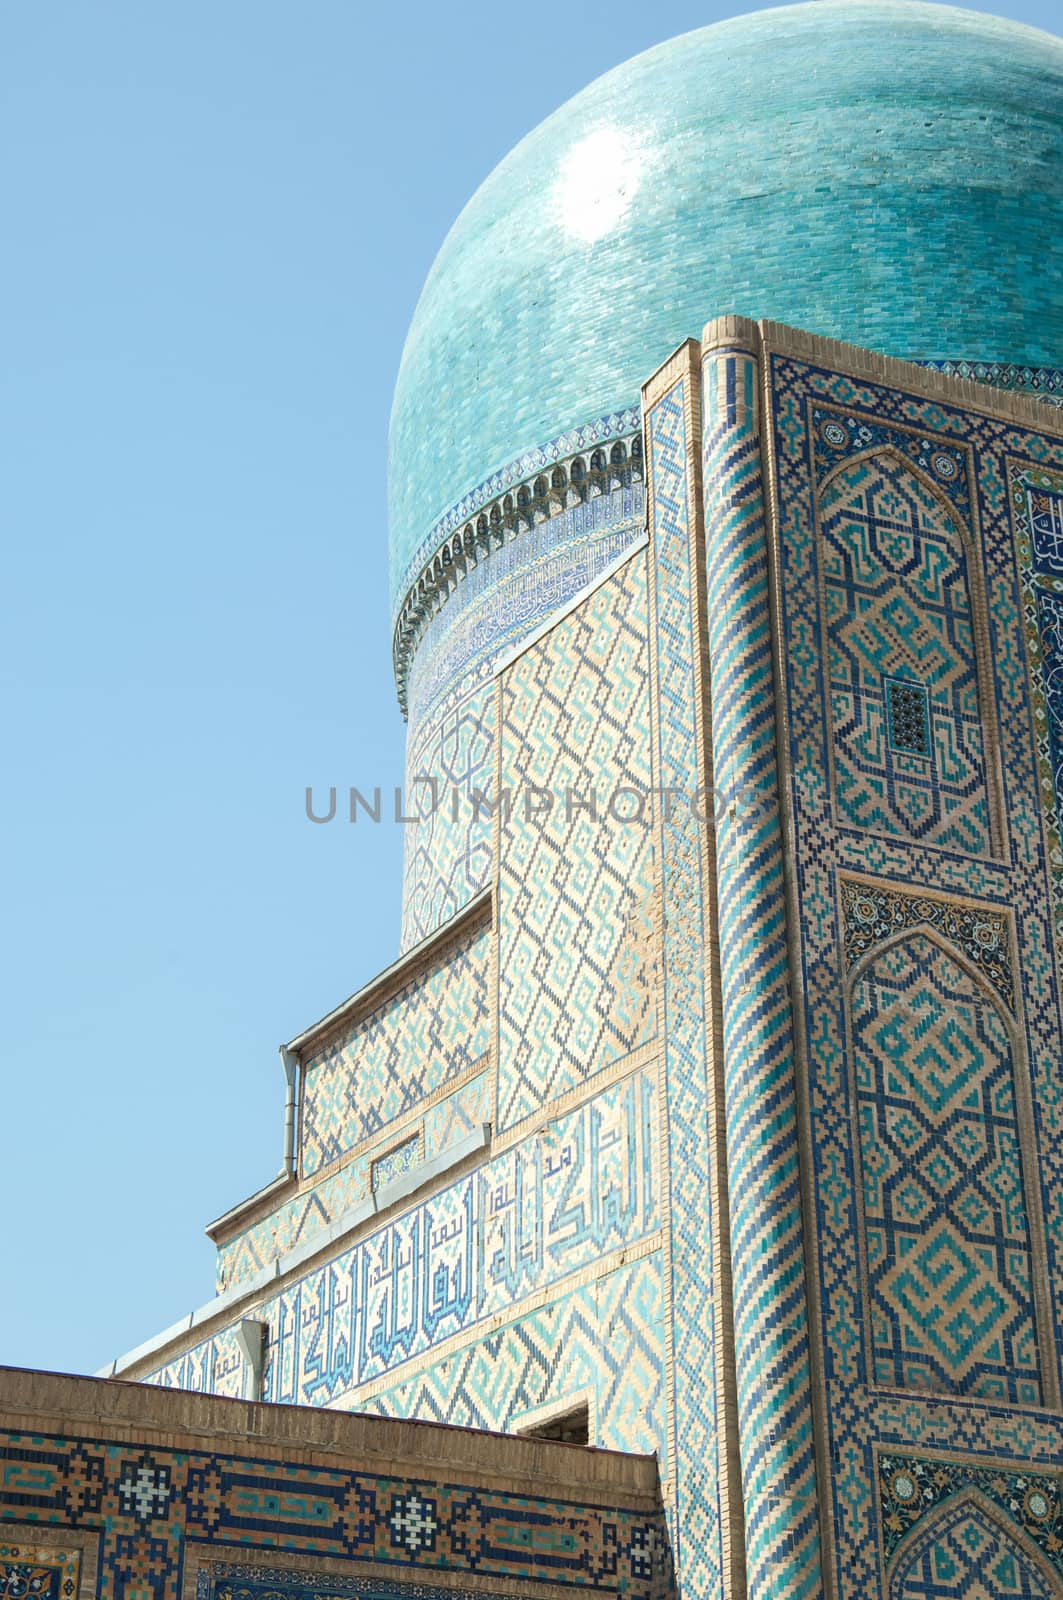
left=96, top=1121, right=491, bottom=1381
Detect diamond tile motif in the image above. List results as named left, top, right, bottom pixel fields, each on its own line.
left=496, top=557, right=657, bottom=1132
left=300, top=918, right=491, bottom=1176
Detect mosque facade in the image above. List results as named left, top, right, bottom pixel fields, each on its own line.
left=5, top=4, right=1063, bottom=1599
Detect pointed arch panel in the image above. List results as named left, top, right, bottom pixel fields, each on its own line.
left=818, top=448, right=993, bottom=852
left=851, top=931, right=1042, bottom=1401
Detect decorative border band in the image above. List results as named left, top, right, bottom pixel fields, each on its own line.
left=392, top=424, right=643, bottom=714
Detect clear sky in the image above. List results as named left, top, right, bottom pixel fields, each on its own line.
left=2, top=0, right=1060, bottom=1378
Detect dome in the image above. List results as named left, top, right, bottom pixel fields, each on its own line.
left=388, top=0, right=1063, bottom=629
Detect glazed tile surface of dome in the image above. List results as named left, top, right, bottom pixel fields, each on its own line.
left=388, top=0, right=1063, bottom=624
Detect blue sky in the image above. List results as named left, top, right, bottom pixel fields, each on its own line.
left=2, top=0, right=1058, bottom=1377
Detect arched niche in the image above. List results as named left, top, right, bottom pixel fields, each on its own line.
left=848, top=926, right=1042, bottom=1404
left=817, top=446, right=998, bottom=855
left=889, top=1488, right=1062, bottom=1598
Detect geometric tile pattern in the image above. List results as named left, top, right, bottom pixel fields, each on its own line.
left=878, top=1451, right=1063, bottom=1584
left=146, top=1323, right=250, bottom=1402
left=217, top=1074, right=493, bottom=1295
left=360, top=1251, right=667, bottom=1471
left=1011, top=462, right=1063, bottom=961
left=400, top=679, right=496, bottom=952
left=0, top=1427, right=671, bottom=1600
left=852, top=935, right=1041, bottom=1402
left=839, top=877, right=1013, bottom=1010
left=891, top=1503, right=1058, bottom=1598
left=699, top=341, right=823, bottom=1600
left=152, top=1073, right=659, bottom=1409
left=300, top=920, right=491, bottom=1176
left=767, top=340, right=1063, bottom=1599
left=422, top=1071, right=490, bottom=1156
left=644, top=363, right=731, bottom=1596
left=496, top=558, right=657, bottom=1132
left=0, top=1543, right=80, bottom=1600
left=818, top=445, right=992, bottom=853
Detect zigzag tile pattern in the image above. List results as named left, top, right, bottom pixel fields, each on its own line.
left=767, top=345, right=1063, bottom=1598
left=496, top=559, right=656, bottom=1132
left=359, top=1252, right=667, bottom=1468
left=701, top=345, right=823, bottom=1600
left=300, top=921, right=491, bottom=1176
left=644, top=375, right=726, bottom=1595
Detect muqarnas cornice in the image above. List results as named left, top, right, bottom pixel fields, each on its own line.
left=391, top=416, right=643, bottom=716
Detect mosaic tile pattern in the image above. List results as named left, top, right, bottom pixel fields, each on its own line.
left=839, top=878, right=1013, bottom=1010
left=204, top=1568, right=508, bottom=1600
left=817, top=438, right=991, bottom=853
left=892, top=1504, right=1057, bottom=1598
left=147, top=1323, right=250, bottom=1402
left=400, top=680, right=496, bottom=952
left=361, top=1252, right=667, bottom=1470
left=852, top=935, right=1040, bottom=1402
left=300, top=921, right=490, bottom=1177
left=1010, top=462, right=1063, bottom=961
left=0, top=1543, right=79, bottom=1600
left=371, top=1133, right=422, bottom=1193
left=700, top=343, right=823, bottom=1600
left=153, top=1074, right=659, bottom=1409
left=496, top=557, right=657, bottom=1132
left=766, top=342, right=1063, bottom=1600
left=878, top=1452, right=1062, bottom=1582
left=0, top=1428, right=669, bottom=1600
left=642, top=364, right=733, bottom=1594
left=919, top=359, right=1063, bottom=403
left=217, top=1161, right=371, bottom=1295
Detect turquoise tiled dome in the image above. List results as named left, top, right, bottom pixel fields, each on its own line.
left=388, top=0, right=1063, bottom=612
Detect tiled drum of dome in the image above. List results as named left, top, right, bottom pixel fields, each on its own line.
left=850, top=933, right=1041, bottom=1403
left=818, top=434, right=992, bottom=854
left=400, top=680, right=495, bottom=953
left=496, top=555, right=656, bottom=1132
